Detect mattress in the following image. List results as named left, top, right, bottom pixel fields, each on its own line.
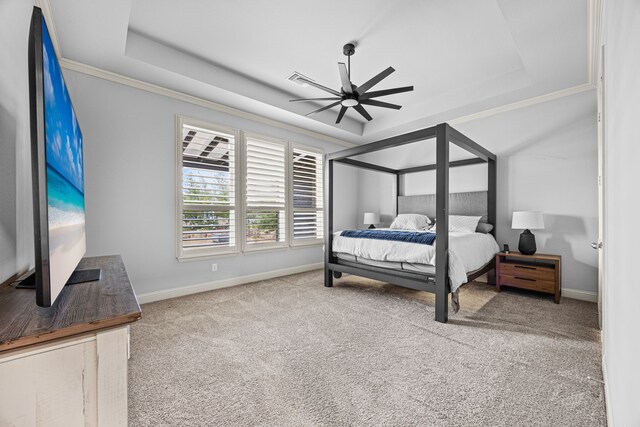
left=332, top=229, right=499, bottom=292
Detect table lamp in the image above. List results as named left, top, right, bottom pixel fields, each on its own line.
left=511, top=211, right=544, bottom=255
left=363, top=212, right=380, bottom=229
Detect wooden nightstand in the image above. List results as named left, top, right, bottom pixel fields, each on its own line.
left=496, top=252, right=562, bottom=303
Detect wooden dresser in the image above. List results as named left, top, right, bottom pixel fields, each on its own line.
left=0, top=255, right=141, bottom=426
left=496, top=252, right=562, bottom=303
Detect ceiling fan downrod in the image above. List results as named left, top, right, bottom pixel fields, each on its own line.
left=343, top=43, right=355, bottom=78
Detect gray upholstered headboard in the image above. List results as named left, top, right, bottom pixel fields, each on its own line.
left=397, top=191, right=488, bottom=222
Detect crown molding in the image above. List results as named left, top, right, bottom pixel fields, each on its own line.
left=42, top=0, right=602, bottom=142
left=59, top=58, right=355, bottom=148
left=449, top=83, right=594, bottom=126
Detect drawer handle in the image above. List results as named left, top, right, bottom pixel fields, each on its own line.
left=514, top=265, right=536, bottom=270
left=514, top=276, right=536, bottom=281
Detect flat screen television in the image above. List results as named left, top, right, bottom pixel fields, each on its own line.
left=24, top=7, right=99, bottom=307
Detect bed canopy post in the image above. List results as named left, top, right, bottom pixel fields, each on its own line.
left=488, top=157, right=497, bottom=237
left=396, top=174, right=401, bottom=215
left=435, top=124, right=450, bottom=323
left=324, top=156, right=334, bottom=287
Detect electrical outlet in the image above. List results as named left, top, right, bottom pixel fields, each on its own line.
left=211, top=264, right=218, bottom=272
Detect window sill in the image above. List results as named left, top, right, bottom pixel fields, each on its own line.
left=177, top=249, right=239, bottom=262
left=243, top=244, right=323, bottom=255
left=243, top=242, right=288, bottom=253
left=176, top=242, right=324, bottom=261
left=291, top=240, right=324, bottom=248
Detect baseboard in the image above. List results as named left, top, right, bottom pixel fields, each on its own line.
left=452, top=276, right=596, bottom=302
left=562, top=288, right=598, bottom=302
left=137, top=265, right=598, bottom=305
left=136, top=263, right=323, bottom=304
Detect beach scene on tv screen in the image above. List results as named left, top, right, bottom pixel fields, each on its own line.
left=42, top=17, right=86, bottom=299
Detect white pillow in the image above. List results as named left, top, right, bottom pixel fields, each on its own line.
left=390, top=213, right=432, bottom=230
left=449, top=215, right=482, bottom=233
left=428, top=215, right=482, bottom=233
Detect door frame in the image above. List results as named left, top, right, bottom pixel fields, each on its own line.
left=596, top=44, right=605, bottom=328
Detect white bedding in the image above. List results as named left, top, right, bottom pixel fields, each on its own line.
left=332, top=229, right=499, bottom=292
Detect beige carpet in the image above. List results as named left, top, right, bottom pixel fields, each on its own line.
left=129, top=270, right=606, bottom=426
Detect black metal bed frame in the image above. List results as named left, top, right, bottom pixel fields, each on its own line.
left=323, top=123, right=497, bottom=323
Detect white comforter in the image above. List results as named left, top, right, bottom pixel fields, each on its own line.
left=332, top=229, right=499, bottom=292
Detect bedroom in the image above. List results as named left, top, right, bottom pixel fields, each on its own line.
left=0, top=0, right=638, bottom=425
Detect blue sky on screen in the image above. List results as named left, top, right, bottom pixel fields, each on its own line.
left=42, top=17, right=84, bottom=194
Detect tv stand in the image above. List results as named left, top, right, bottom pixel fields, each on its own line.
left=14, top=267, right=102, bottom=289
left=0, top=255, right=140, bottom=426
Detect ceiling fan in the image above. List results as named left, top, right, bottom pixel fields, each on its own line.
left=289, top=43, right=414, bottom=124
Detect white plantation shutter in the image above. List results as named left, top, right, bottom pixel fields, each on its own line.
left=179, top=123, right=237, bottom=257
left=177, top=118, right=325, bottom=257
left=245, top=136, right=286, bottom=247
left=291, top=146, right=323, bottom=244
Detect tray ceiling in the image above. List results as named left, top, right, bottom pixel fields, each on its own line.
left=48, top=0, right=590, bottom=145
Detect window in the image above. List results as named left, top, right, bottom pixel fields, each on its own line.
left=176, top=117, right=324, bottom=260
left=291, top=145, right=324, bottom=245
left=244, top=136, right=287, bottom=249
left=178, top=120, right=237, bottom=259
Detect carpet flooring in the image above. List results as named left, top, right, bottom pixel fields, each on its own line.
left=129, top=270, right=606, bottom=426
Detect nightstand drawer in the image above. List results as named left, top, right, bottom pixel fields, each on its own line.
left=500, top=263, right=555, bottom=281
left=500, top=275, right=555, bottom=293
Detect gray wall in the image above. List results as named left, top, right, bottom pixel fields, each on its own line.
left=357, top=169, right=396, bottom=229
left=457, top=90, right=598, bottom=294
left=0, top=0, right=35, bottom=285
left=404, top=163, right=488, bottom=196
left=63, top=70, right=357, bottom=296
left=356, top=89, right=598, bottom=294
left=334, top=163, right=359, bottom=231
left=602, top=0, right=640, bottom=425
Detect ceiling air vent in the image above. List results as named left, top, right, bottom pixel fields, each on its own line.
left=286, top=71, right=314, bottom=87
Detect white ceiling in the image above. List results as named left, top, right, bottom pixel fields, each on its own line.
left=48, top=0, right=591, bottom=145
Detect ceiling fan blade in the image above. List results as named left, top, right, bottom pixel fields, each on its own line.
left=357, top=67, right=395, bottom=95
left=296, top=77, right=342, bottom=96
left=353, top=104, right=373, bottom=121
left=338, top=63, right=353, bottom=94
left=305, top=100, right=342, bottom=116
left=290, top=97, right=341, bottom=102
left=360, top=99, right=402, bottom=110
left=336, top=106, right=348, bottom=124
left=360, top=86, right=414, bottom=100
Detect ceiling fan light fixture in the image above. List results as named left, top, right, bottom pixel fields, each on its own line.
left=341, top=98, right=359, bottom=107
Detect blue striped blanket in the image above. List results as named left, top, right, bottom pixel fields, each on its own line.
left=340, top=229, right=436, bottom=245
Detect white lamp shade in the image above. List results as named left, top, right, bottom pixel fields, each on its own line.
left=363, top=212, right=380, bottom=225
left=512, top=211, right=544, bottom=230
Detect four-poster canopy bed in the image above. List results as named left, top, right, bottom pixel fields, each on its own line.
left=323, top=123, right=498, bottom=323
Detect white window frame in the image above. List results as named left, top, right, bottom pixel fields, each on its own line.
left=289, top=143, right=325, bottom=247
left=176, top=116, right=325, bottom=259
left=176, top=116, right=240, bottom=261
left=241, top=132, right=289, bottom=253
